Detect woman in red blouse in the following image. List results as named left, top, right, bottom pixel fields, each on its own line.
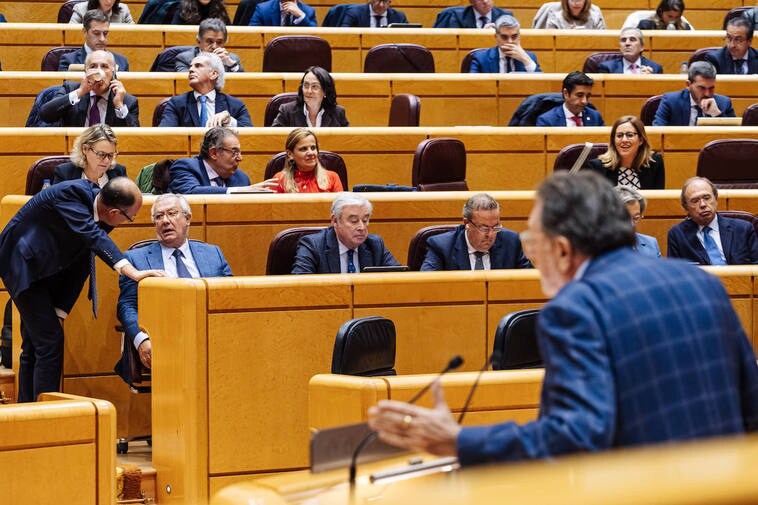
left=273, top=128, right=344, bottom=193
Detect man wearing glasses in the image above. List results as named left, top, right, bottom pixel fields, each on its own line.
left=0, top=177, right=164, bottom=402
left=704, top=17, right=757, bottom=75
left=469, top=15, right=541, bottom=73
left=339, top=0, right=409, bottom=27
left=421, top=193, right=532, bottom=271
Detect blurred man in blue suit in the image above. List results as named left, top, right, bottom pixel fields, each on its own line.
left=597, top=28, right=663, bottom=74
left=536, top=71, right=604, bottom=127
left=339, top=0, right=409, bottom=27
left=433, top=0, right=512, bottom=28
left=468, top=15, right=541, bottom=73
left=248, top=0, right=317, bottom=26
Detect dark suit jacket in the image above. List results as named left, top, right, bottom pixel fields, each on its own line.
left=704, top=46, right=758, bottom=75
left=653, top=89, right=735, bottom=126
left=667, top=214, right=758, bottom=265
left=536, top=104, right=604, bottom=127
left=292, top=226, right=399, bottom=274
left=420, top=224, right=532, bottom=271
left=58, top=46, right=130, bottom=72
left=457, top=247, right=758, bottom=464
left=52, top=162, right=127, bottom=186
left=249, top=0, right=317, bottom=26
left=339, top=4, right=408, bottom=26
left=168, top=156, right=251, bottom=194
left=158, top=90, right=253, bottom=127
left=271, top=101, right=349, bottom=127
left=597, top=55, right=663, bottom=74
left=0, top=179, right=124, bottom=313
left=118, top=240, right=232, bottom=346
left=469, top=46, right=542, bottom=73
left=174, top=46, right=244, bottom=72
left=39, top=81, right=140, bottom=127
left=586, top=152, right=665, bottom=190
left=433, top=6, right=512, bottom=28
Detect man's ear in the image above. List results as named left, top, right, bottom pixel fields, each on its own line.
left=553, top=235, right=574, bottom=275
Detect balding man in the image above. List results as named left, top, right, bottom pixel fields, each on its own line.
left=597, top=28, right=663, bottom=74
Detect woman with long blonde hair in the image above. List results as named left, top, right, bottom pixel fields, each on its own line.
left=272, top=128, right=343, bottom=193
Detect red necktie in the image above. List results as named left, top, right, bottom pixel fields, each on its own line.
left=571, top=115, right=583, bottom=127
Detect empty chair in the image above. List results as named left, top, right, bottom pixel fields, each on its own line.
left=460, top=48, right=486, bottom=73
left=553, top=143, right=608, bottom=172
left=331, top=316, right=397, bottom=376
left=264, top=92, right=298, bottom=127
left=688, top=47, right=720, bottom=67
left=412, top=138, right=468, bottom=191
left=719, top=211, right=758, bottom=236
left=58, top=0, right=85, bottom=22
left=264, top=151, right=348, bottom=190
left=491, top=309, right=542, bottom=370
left=742, top=103, right=758, bottom=126
left=388, top=93, right=421, bottom=127
left=265, top=227, right=324, bottom=275
left=723, top=6, right=752, bottom=29
left=149, top=45, right=194, bottom=72
left=26, top=156, right=69, bottom=195
left=406, top=225, right=458, bottom=271
left=364, top=44, right=435, bottom=73
left=262, top=36, right=332, bottom=72
left=41, top=46, right=79, bottom=71
left=583, top=52, right=620, bottom=73
left=640, top=95, right=662, bottom=126
left=696, top=139, right=758, bottom=189
left=152, top=97, right=171, bottom=126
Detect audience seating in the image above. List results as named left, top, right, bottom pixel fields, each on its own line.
left=25, top=85, right=63, bottom=127
left=460, top=48, right=486, bottom=73
left=640, top=95, right=662, bottom=126
left=265, top=227, right=324, bottom=275
left=553, top=143, right=609, bottom=173
left=696, top=139, right=758, bottom=189
left=583, top=52, right=620, bottom=73
left=149, top=45, right=193, bottom=72
left=263, top=150, right=349, bottom=190
left=406, top=224, right=457, bottom=270
left=743, top=104, right=758, bottom=127
left=264, top=92, right=298, bottom=127
left=491, top=309, right=542, bottom=370
left=388, top=93, right=421, bottom=127
left=331, top=316, right=397, bottom=376
left=152, top=97, right=171, bottom=127
left=262, top=36, right=332, bottom=72
left=364, top=44, right=435, bottom=73
left=689, top=47, right=720, bottom=66
left=58, top=0, right=84, bottom=23
left=719, top=211, right=758, bottom=236
left=40, top=46, right=78, bottom=71
left=321, top=3, right=358, bottom=26
left=412, top=138, right=468, bottom=191
left=25, top=156, right=68, bottom=195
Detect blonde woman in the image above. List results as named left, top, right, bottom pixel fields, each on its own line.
left=272, top=128, right=343, bottom=193
left=53, top=124, right=126, bottom=187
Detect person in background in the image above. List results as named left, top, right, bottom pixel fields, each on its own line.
left=704, top=17, right=757, bottom=75
left=536, top=71, right=604, bottom=127
left=59, top=9, right=130, bottom=71
left=542, top=0, right=605, bottom=29
left=469, top=15, right=541, bottom=73
left=272, top=128, right=343, bottom=193
left=596, top=28, right=663, bottom=74
left=172, top=0, right=230, bottom=24
left=271, top=66, right=349, bottom=127
left=339, top=0, right=409, bottom=27
left=53, top=125, right=127, bottom=187
left=614, top=185, right=662, bottom=258
left=175, top=18, right=244, bottom=73
left=248, top=0, right=317, bottom=26
left=637, top=0, right=691, bottom=30
left=70, top=0, right=135, bottom=23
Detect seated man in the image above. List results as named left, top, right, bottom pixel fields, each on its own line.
left=175, top=18, right=244, bottom=73
left=433, top=0, right=512, bottom=28
left=159, top=52, right=252, bottom=127
left=292, top=193, right=400, bottom=274
left=339, top=0, right=409, bottom=27
left=59, top=9, right=129, bottom=72
left=117, top=193, right=232, bottom=369
left=40, top=50, right=139, bottom=127
left=597, top=28, right=663, bottom=74
left=469, top=15, right=541, bottom=73
left=653, top=61, right=735, bottom=126
left=668, top=177, right=758, bottom=265
left=704, top=17, right=757, bottom=75
left=421, top=193, right=532, bottom=271
left=248, top=0, right=318, bottom=26
left=536, top=71, right=604, bottom=127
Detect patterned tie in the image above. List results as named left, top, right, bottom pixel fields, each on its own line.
left=283, top=13, right=293, bottom=25
left=172, top=249, right=193, bottom=278
left=703, top=226, right=726, bottom=265
left=733, top=59, right=745, bottom=75
left=346, top=249, right=356, bottom=273
left=628, top=63, right=639, bottom=74
left=212, top=176, right=225, bottom=187
left=474, top=251, right=485, bottom=270
left=88, top=95, right=102, bottom=126
left=88, top=252, right=98, bottom=318
left=198, top=95, right=209, bottom=127
left=571, top=115, right=583, bottom=127
left=479, top=15, right=487, bottom=28
left=374, top=14, right=383, bottom=27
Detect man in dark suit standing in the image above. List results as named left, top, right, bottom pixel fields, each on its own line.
left=339, top=0, right=409, bottom=27
left=117, top=194, right=232, bottom=371
left=421, top=193, right=531, bottom=271
left=292, top=193, right=399, bottom=274
left=597, top=28, right=663, bottom=74
left=248, top=0, right=318, bottom=26
left=369, top=172, right=758, bottom=463
left=159, top=52, right=252, bottom=127
left=704, top=17, right=758, bottom=75
left=175, top=18, right=244, bottom=73
left=653, top=61, right=735, bottom=126
left=0, top=178, right=164, bottom=402
left=469, top=15, right=541, bottom=73
left=58, top=9, right=130, bottom=72
left=536, top=71, right=604, bottom=127
left=668, top=177, right=758, bottom=265
left=433, top=0, right=512, bottom=28
left=40, top=50, right=139, bottom=127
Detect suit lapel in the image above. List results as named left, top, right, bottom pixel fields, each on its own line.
left=454, top=230, right=470, bottom=270
left=187, top=92, right=201, bottom=127
left=188, top=241, right=212, bottom=276
left=76, top=93, right=91, bottom=125
left=678, top=89, right=691, bottom=126
left=488, top=48, right=499, bottom=72
left=718, top=214, right=733, bottom=264
left=684, top=219, right=709, bottom=264
left=325, top=228, right=342, bottom=273
left=216, top=93, right=228, bottom=115
left=146, top=242, right=165, bottom=270
left=195, top=157, right=212, bottom=186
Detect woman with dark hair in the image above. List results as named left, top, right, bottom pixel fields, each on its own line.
left=543, top=0, right=605, bottom=29
left=271, top=66, right=349, bottom=127
left=53, top=125, right=127, bottom=187
left=638, top=0, right=691, bottom=30
left=172, top=0, right=231, bottom=25
left=587, top=115, right=665, bottom=190
left=70, top=0, right=135, bottom=23
left=272, top=128, right=343, bottom=193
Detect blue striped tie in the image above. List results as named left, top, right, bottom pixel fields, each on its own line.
left=703, top=226, right=726, bottom=265
left=198, top=95, right=208, bottom=127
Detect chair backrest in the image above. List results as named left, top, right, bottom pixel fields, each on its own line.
left=583, top=52, right=620, bottom=73
left=26, top=156, right=69, bottom=195
left=265, top=227, right=324, bottom=275
left=460, top=48, right=486, bottom=73
left=41, top=46, right=79, bottom=71
left=406, top=224, right=458, bottom=271
left=742, top=103, right=758, bottom=127
left=26, top=85, right=63, bottom=127
left=412, top=138, right=468, bottom=191
left=232, top=0, right=265, bottom=25
left=723, top=6, right=752, bottom=29
left=640, top=95, right=662, bottom=126
left=331, top=316, right=397, bottom=376
left=264, top=92, right=298, bottom=127
left=688, top=47, right=721, bottom=66
left=508, top=92, right=564, bottom=127
left=322, top=3, right=359, bottom=26
left=364, top=44, right=435, bottom=73
left=149, top=45, right=193, bottom=72
left=58, top=0, right=85, bottom=22
left=388, top=93, right=421, bottom=127
left=696, top=139, right=758, bottom=189
left=262, top=36, right=332, bottom=72
left=264, top=151, right=349, bottom=190
left=719, top=211, right=758, bottom=236
left=492, top=309, right=542, bottom=370
left=532, top=1, right=560, bottom=28
left=152, top=97, right=171, bottom=126
left=553, top=143, right=609, bottom=172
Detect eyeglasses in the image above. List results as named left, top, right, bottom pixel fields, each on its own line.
left=725, top=36, right=747, bottom=44
left=88, top=148, right=117, bottom=161
left=153, top=209, right=182, bottom=222
left=218, top=146, right=242, bottom=157
left=468, top=221, right=503, bottom=234
left=116, top=208, right=135, bottom=223
left=614, top=132, right=639, bottom=140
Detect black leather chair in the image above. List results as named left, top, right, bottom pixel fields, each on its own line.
left=232, top=0, right=265, bottom=25
left=696, top=139, right=758, bottom=189
left=460, top=48, right=486, bottom=73
left=26, top=156, right=69, bottom=195
left=265, top=227, right=324, bottom=275
left=406, top=224, right=458, bottom=271
left=640, top=95, right=662, bottom=126
left=41, top=46, right=79, bottom=71
left=688, top=47, right=720, bottom=66
left=742, top=103, right=758, bottom=127
left=719, top=211, right=758, bottom=236
left=411, top=138, right=468, bottom=191
left=149, top=45, right=193, bottom=72
left=582, top=52, right=620, bottom=73
left=388, top=93, right=421, bottom=127
left=491, top=309, right=542, bottom=370
left=152, top=97, right=171, bottom=126
left=264, top=151, right=348, bottom=190
left=264, top=92, right=298, bottom=126
left=553, top=143, right=608, bottom=172
left=723, top=7, right=752, bottom=29
left=262, top=36, right=332, bottom=72
left=364, top=44, right=435, bottom=73
left=331, top=316, right=397, bottom=376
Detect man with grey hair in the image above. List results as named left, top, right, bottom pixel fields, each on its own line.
left=421, top=193, right=531, bottom=271
left=597, top=27, right=663, bottom=74
left=653, top=61, right=735, bottom=126
left=175, top=18, right=244, bottom=73
left=469, top=15, right=541, bottom=73
left=292, top=193, right=399, bottom=274
left=117, top=193, right=232, bottom=370
left=704, top=16, right=757, bottom=75
left=159, top=52, right=252, bottom=127
left=614, top=185, right=661, bottom=258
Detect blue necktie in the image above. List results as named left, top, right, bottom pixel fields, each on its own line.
left=346, top=249, right=356, bottom=273
left=703, top=226, right=726, bottom=265
left=198, top=95, right=208, bottom=127
left=88, top=252, right=98, bottom=318
left=212, top=176, right=225, bottom=187
left=474, top=251, right=485, bottom=270
left=172, top=249, right=193, bottom=278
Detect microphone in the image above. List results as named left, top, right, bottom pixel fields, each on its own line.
left=348, top=355, right=464, bottom=488
left=457, top=351, right=499, bottom=424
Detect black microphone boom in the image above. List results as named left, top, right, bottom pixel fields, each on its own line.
left=406, top=355, right=464, bottom=404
